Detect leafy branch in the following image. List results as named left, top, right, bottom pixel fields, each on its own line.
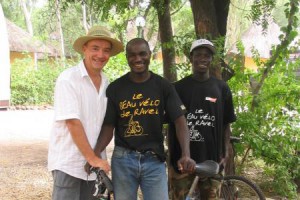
left=251, top=0, right=299, bottom=111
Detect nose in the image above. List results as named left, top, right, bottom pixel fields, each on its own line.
left=96, top=49, right=105, bottom=57
left=130, top=55, right=142, bottom=64
left=197, top=56, right=211, bottom=64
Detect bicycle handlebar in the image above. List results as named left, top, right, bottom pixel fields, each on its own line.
left=90, top=167, right=113, bottom=195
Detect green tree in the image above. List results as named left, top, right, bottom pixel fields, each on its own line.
left=227, top=1, right=300, bottom=197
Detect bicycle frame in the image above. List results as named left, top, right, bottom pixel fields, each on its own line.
left=185, top=160, right=220, bottom=200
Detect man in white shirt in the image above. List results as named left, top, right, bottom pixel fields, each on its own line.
left=48, top=26, right=123, bottom=200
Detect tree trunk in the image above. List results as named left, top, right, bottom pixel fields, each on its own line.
left=20, top=0, right=33, bottom=36
left=225, top=144, right=235, bottom=175
left=153, top=0, right=177, bottom=82
left=189, top=0, right=219, bottom=38
left=189, top=0, right=231, bottom=80
left=82, top=1, right=88, bottom=33
left=55, top=0, right=65, bottom=59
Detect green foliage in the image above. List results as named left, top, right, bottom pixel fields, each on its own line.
left=227, top=43, right=300, bottom=198
left=32, top=2, right=85, bottom=55
left=10, top=56, right=70, bottom=105
left=103, top=53, right=129, bottom=81
left=10, top=53, right=164, bottom=106
left=248, top=0, right=277, bottom=31
left=226, top=3, right=300, bottom=194
left=264, top=165, right=298, bottom=198
left=273, top=0, right=300, bottom=27
left=104, top=52, right=163, bottom=82
left=0, top=0, right=25, bottom=28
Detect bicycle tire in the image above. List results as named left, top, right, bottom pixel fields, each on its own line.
left=220, top=175, right=265, bottom=200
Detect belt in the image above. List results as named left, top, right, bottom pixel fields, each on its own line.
left=116, top=146, right=156, bottom=155
left=134, top=149, right=156, bottom=155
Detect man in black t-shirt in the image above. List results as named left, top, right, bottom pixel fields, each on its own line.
left=93, top=38, right=195, bottom=200
left=168, top=39, right=236, bottom=200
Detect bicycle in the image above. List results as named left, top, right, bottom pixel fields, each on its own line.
left=185, top=136, right=266, bottom=200
left=90, top=167, right=114, bottom=200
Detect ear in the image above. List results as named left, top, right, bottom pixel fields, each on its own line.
left=82, top=44, right=88, bottom=53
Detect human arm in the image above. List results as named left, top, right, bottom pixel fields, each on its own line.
left=66, top=119, right=110, bottom=173
left=94, top=124, right=114, bottom=157
left=174, top=115, right=196, bottom=173
left=219, top=123, right=231, bottom=169
left=84, top=124, right=114, bottom=174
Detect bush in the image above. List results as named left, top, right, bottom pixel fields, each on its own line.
left=10, top=56, right=71, bottom=105
left=10, top=54, right=163, bottom=106
left=227, top=51, right=300, bottom=198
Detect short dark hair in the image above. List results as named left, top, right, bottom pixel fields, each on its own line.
left=126, top=38, right=150, bottom=52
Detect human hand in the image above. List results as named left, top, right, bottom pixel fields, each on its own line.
left=84, top=162, right=92, bottom=175
left=87, top=157, right=111, bottom=174
left=177, top=156, right=196, bottom=173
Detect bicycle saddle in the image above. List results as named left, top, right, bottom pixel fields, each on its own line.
left=194, top=160, right=219, bottom=177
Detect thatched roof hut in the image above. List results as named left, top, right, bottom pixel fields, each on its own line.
left=230, top=19, right=282, bottom=59
left=6, top=19, right=53, bottom=54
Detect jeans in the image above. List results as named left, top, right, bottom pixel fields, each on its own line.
left=111, top=146, right=168, bottom=200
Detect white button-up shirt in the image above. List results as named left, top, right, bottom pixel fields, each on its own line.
left=48, top=60, right=109, bottom=180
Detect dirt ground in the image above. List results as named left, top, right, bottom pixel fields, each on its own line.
left=0, top=140, right=288, bottom=200
left=0, top=109, right=113, bottom=200
left=0, top=140, right=114, bottom=200
left=0, top=141, right=52, bottom=199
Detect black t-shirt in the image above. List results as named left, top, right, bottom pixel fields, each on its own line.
left=169, top=75, right=236, bottom=169
left=104, top=72, right=185, bottom=161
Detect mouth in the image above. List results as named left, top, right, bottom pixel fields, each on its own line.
left=93, top=59, right=105, bottom=66
left=198, top=64, right=207, bottom=68
left=133, top=63, right=144, bottom=69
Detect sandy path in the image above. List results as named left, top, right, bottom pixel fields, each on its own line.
left=0, top=109, right=114, bottom=200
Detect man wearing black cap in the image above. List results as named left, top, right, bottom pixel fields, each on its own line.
left=168, top=39, right=236, bottom=199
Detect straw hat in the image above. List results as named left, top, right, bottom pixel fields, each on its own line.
left=190, top=39, right=216, bottom=54
left=73, top=26, right=124, bottom=56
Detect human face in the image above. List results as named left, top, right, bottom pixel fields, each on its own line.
left=126, top=41, right=151, bottom=75
left=82, top=39, right=112, bottom=73
left=190, top=47, right=213, bottom=75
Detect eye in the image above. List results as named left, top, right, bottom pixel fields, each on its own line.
left=126, top=53, right=135, bottom=58
left=103, top=48, right=111, bottom=54
left=140, top=52, right=148, bottom=57
left=91, top=47, right=99, bottom=52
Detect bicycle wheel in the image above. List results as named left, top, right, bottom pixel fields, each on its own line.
left=219, top=175, right=265, bottom=200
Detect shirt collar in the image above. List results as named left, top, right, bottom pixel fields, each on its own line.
left=79, top=60, right=89, bottom=77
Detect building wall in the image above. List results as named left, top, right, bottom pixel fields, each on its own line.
left=10, top=51, right=35, bottom=66
left=244, top=56, right=268, bottom=72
